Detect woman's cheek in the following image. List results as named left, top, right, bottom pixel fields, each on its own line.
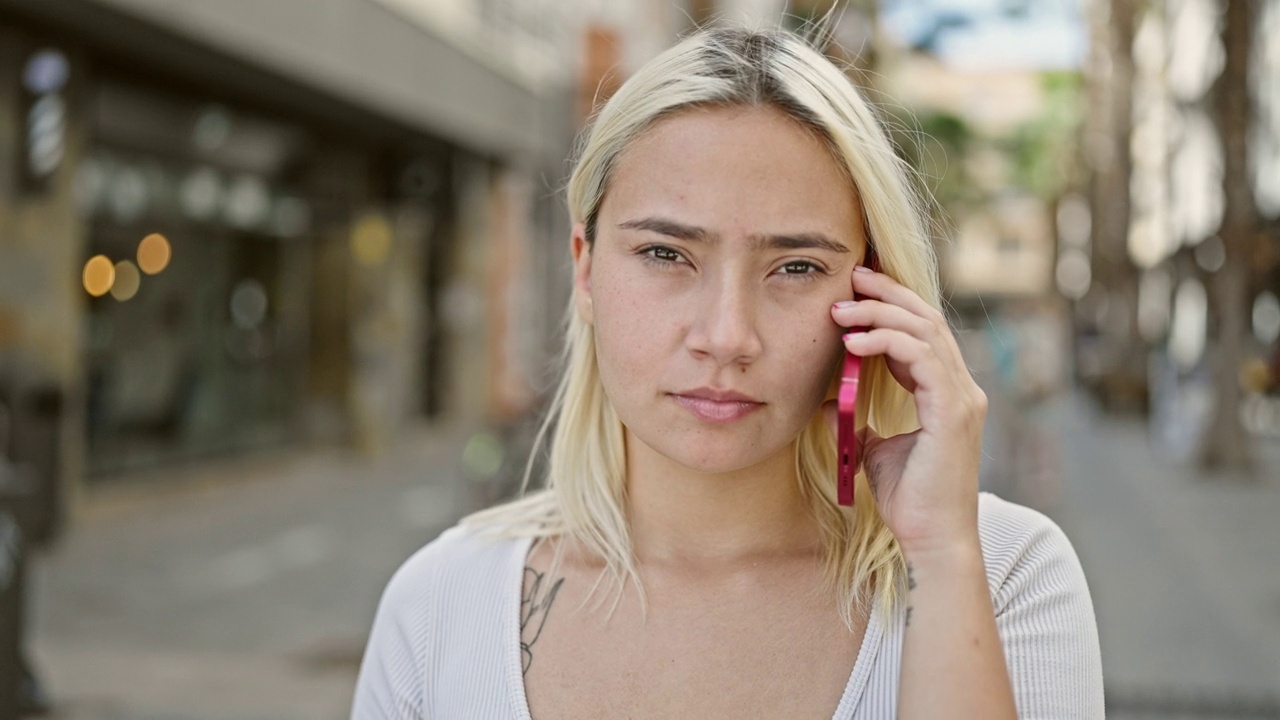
left=598, top=268, right=686, bottom=353
left=592, top=294, right=662, bottom=395
left=787, top=325, right=844, bottom=408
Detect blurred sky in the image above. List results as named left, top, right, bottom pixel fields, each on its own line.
left=880, top=0, right=1086, bottom=71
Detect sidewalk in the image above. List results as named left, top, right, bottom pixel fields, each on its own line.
left=29, top=423, right=476, bottom=720
left=1028, top=392, right=1280, bottom=714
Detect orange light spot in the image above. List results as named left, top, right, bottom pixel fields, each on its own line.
left=137, top=233, right=172, bottom=274
left=82, top=255, right=115, bottom=297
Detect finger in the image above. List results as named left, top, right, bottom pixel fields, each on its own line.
left=857, top=425, right=880, bottom=487
left=835, top=299, right=965, bottom=390
left=843, top=327, right=945, bottom=395
left=849, top=267, right=943, bottom=324
left=862, top=428, right=921, bottom=496
left=855, top=425, right=916, bottom=499
left=854, top=424, right=883, bottom=500
left=833, top=299, right=940, bottom=349
left=848, top=269, right=967, bottom=376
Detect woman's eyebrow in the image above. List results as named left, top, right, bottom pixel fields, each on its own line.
left=617, top=217, right=851, bottom=254
left=617, top=217, right=707, bottom=241
left=747, top=232, right=851, bottom=255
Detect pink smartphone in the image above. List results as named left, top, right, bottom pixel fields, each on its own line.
left=837, top=348, right=861, bottom=506
left=837, top=253, right=877, bottom=506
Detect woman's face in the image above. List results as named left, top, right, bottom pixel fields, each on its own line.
left=573, top=104, right=868, bottom=475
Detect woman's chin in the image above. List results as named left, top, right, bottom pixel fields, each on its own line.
left=642, top=437, right=786, bottom=477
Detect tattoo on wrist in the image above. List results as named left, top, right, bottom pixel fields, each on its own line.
left=905, top=563, right=916, bottom=628
left=520, top=567, right=565, bottom=676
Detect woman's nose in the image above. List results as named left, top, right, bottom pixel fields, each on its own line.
left=685, top=276, right=763, bottom=367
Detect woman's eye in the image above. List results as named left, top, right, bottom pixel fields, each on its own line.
left=641, top=245, right=685, bottom=265
left=776, top=260, right=823, bottom=277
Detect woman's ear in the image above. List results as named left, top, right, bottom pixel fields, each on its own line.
left=571, top=222, right=594, bottom=325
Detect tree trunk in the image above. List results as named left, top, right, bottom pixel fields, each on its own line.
left=1087, top=0, right=1145, bottom=413
left=1199, top=0, right=1255, bottom=474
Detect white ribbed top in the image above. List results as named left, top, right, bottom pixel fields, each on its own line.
left=351, top=492, right=1104, bottom=719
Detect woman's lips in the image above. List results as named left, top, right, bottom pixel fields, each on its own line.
left=671, top=394, right=764, bottom=423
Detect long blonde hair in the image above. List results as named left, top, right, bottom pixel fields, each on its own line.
left=464, top=25, right=939, bottom=626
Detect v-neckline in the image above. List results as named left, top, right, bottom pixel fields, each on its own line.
left=504, top=535, right=884, bottom=720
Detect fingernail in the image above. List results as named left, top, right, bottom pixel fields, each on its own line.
left=834, top=300, right=857, bottom=308
left=842, top=332, right=858, bottom=342
left=854, top=265, right=874, bottom=274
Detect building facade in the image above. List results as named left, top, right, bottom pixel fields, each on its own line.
left=0, top=0, right=595, bottom=496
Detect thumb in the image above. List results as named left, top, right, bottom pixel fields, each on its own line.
left=856, top=425, right=886, bottom=477
left=856, top=425, right=884, bottom=452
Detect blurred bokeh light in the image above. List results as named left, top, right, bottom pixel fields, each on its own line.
left=109, top=260, right=141, bottom=301
left=351, top=213, right=394, bottom=266
left=136, top=233, right=172, bottom=275
left=81, top=254, right=115, bottom=297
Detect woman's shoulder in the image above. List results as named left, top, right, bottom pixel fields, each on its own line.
left=353, top=524, right=534, bottom=715
left=973, top=498, right=1104, bottom=713
left=384, top=522, right=530, bottom=601
left=367, top=524, right=531, bottom=654
left=976, top=492, right=1091, bottom=612
left=976, top=491, right=1068, bottom=550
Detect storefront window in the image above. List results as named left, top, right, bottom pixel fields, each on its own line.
left=82, top=80, right=315, bottom=475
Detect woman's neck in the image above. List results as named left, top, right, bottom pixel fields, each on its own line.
left=623, top=430, right=821, bottom=570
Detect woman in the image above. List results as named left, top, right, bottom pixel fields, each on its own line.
left=353, top=25, right=1103, bottom=719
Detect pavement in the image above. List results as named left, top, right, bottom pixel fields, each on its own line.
left=1031, top=392, right=1280, bottom=718
left=28, top=423, right=479, bottom=720
left=22, top=391, right=1280, bottom=719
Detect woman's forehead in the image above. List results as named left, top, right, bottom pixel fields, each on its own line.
left=601, top=105, right=864, bottom=247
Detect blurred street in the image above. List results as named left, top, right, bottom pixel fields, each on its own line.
left=25, top=389, right=1280, bottom=719
left=1041, top=394, right=1280, bottom=715
left=28, top=425, right=473, bottom=720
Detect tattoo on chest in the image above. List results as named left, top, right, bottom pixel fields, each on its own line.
left=520, top=566, right=565, bottom=676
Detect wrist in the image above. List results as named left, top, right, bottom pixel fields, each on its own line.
left=899, top=532, right=983, bottom=567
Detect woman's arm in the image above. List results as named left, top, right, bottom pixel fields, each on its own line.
left=898, top=538, right=1016, bottom=719
left=833, top=264, right=1017, bottom=717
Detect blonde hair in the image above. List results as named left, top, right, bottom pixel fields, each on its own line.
left=464, top=25, right=939, bottom=627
